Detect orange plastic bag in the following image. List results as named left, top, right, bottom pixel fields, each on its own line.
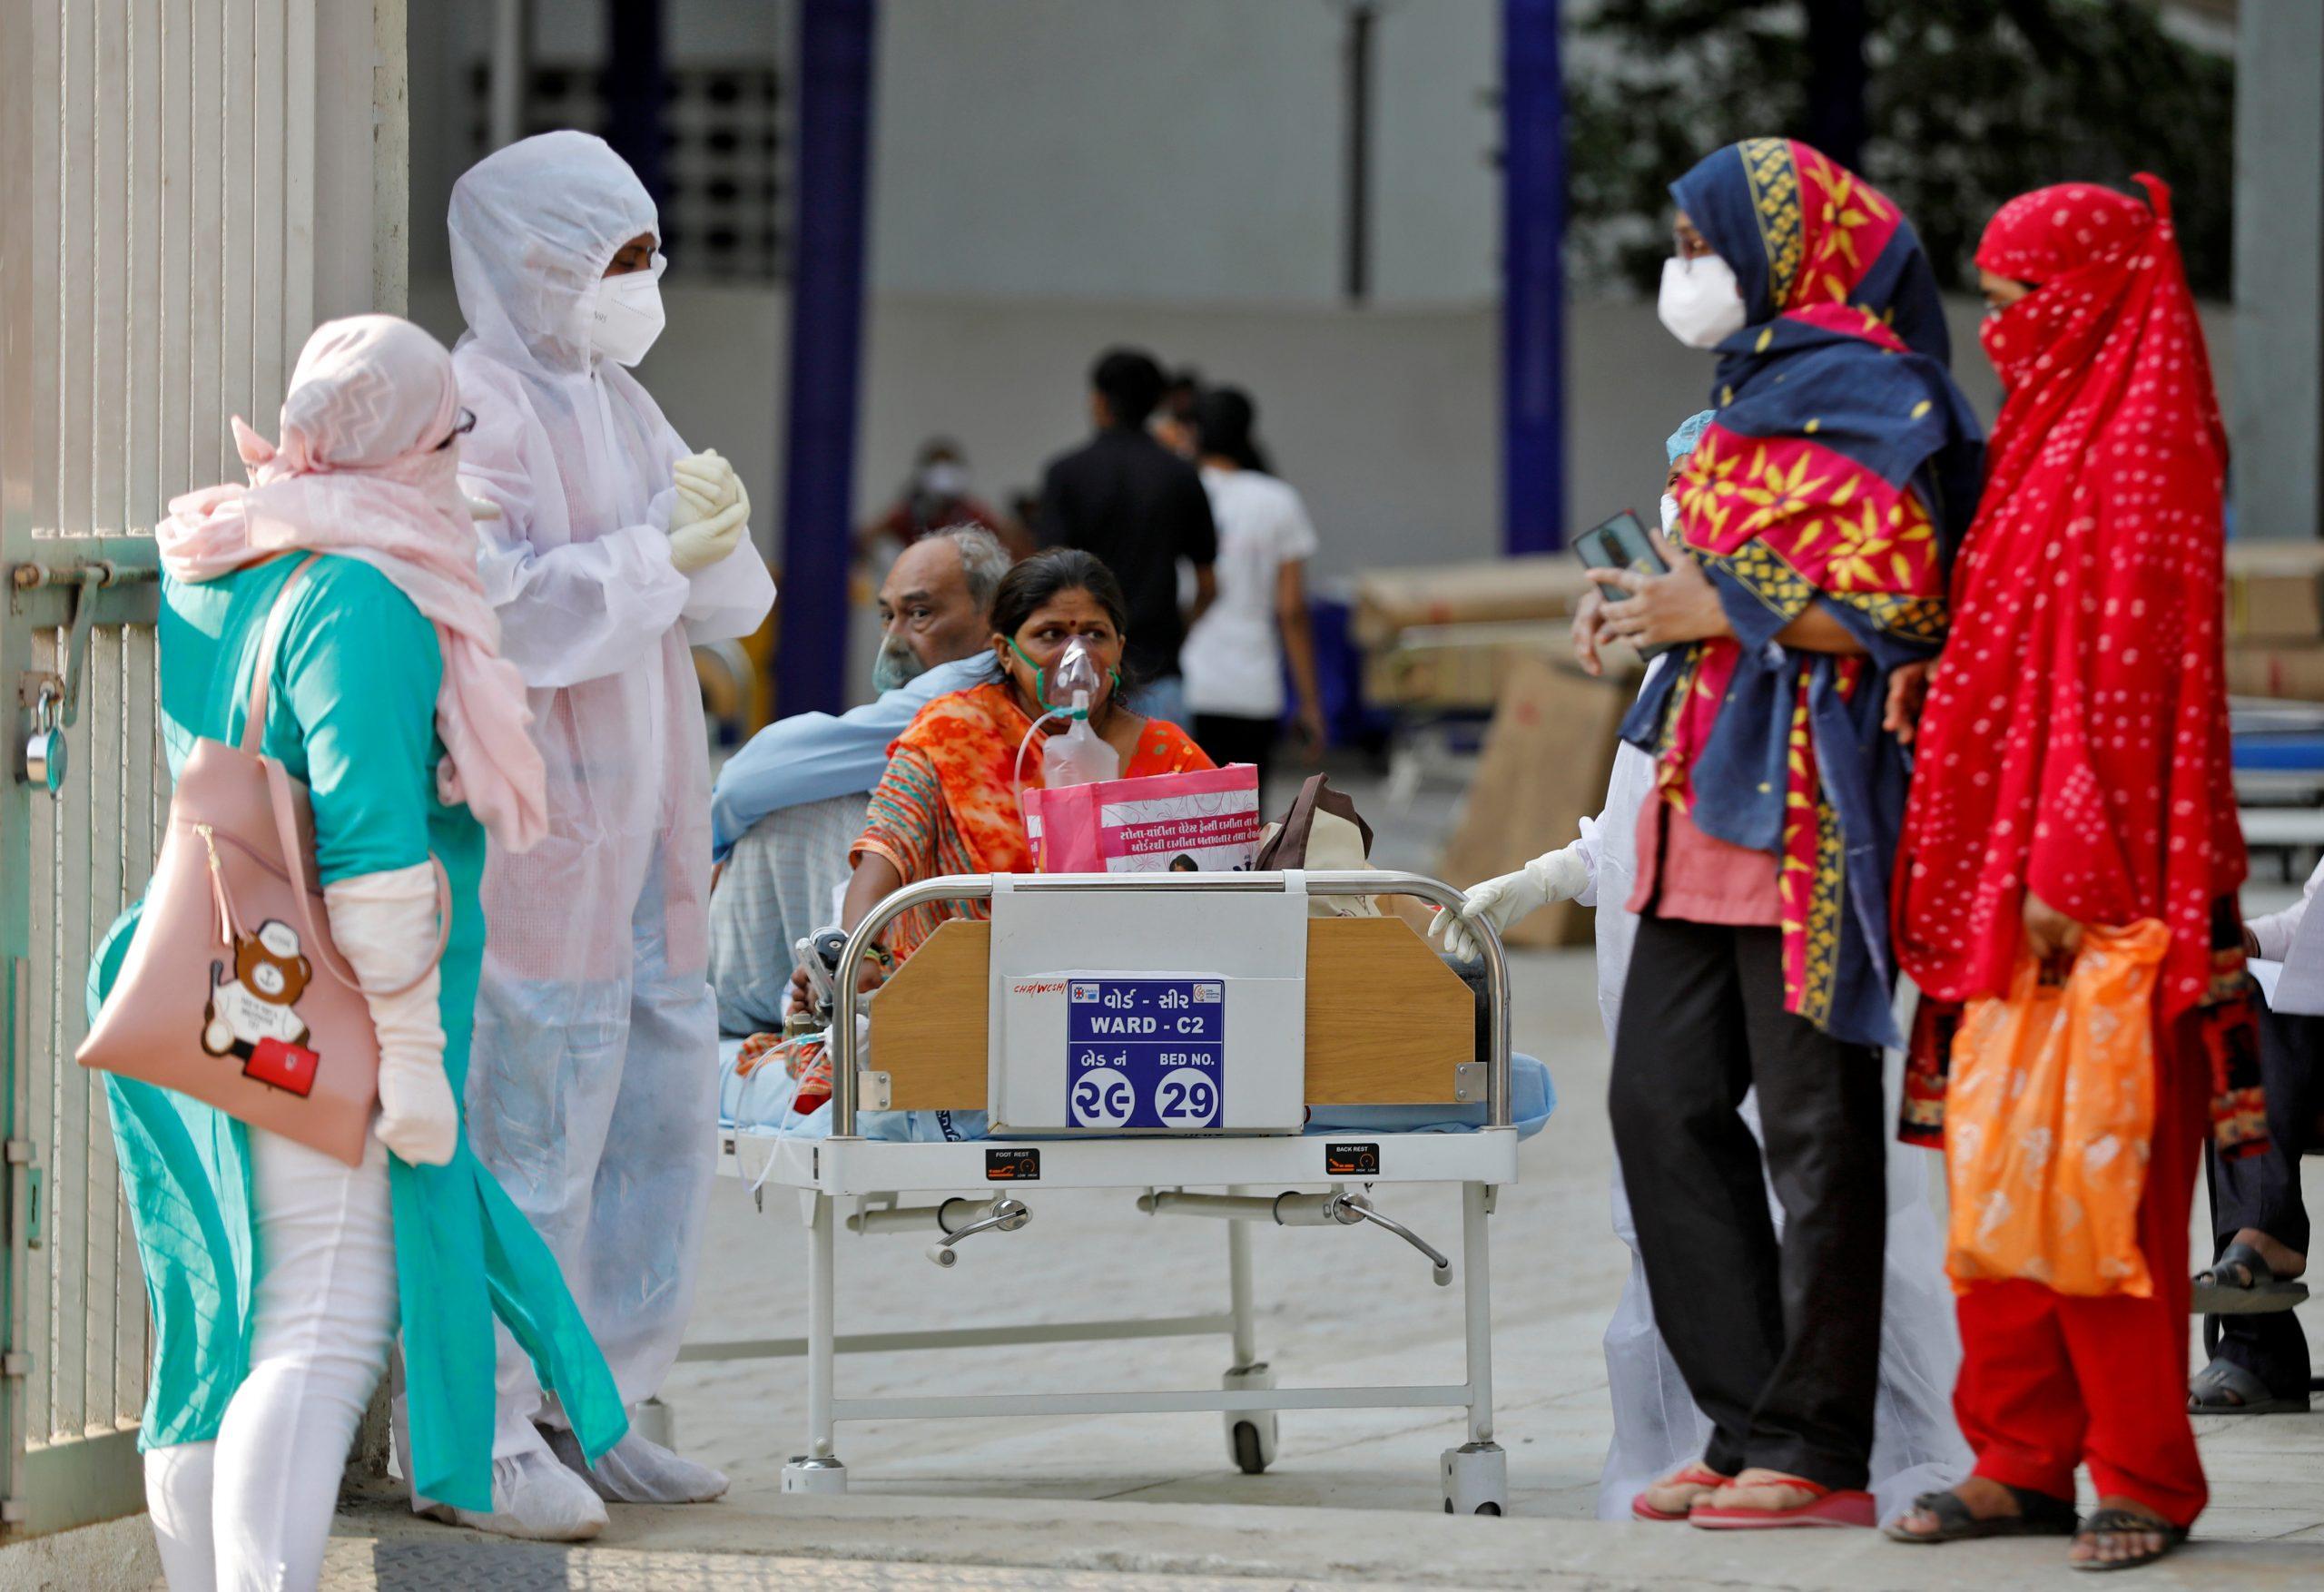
left=1942, top=919, right=2168, bottom=1298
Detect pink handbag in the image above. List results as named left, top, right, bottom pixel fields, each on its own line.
left=78, top=555, right=448, bottom=1165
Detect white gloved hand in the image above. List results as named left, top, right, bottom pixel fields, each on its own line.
left=1428, top=845, right=1591, bottom=963
left=324, top=863, right=457, bottom=1167
left=668, top=454, right=750, bottom=575
left=673, top=450, right=741, bottom=514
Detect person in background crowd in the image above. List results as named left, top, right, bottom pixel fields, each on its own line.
left=707, top=526, right=1008, bottom=1037
left=857, top=437, right=1014, bottom=559
left=103, top=316, right=624, bottom=1587
left=1038, top=347, right=1218, bottom=731
left=1183, top=386, right=1327, bottom=789
left=2187, top=856, right=2322, bottom=1415
left=447, top=131, right=777, bottom=1538
left=1440, top=409, right=1968, bottom=1528
left=1152, top=366, right=1205, bottom=460
left=1585, top=137, right=1983, bottom=1530
left=1889, top=177, right=2252, bottom=1570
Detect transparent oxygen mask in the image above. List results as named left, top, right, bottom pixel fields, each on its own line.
left=1049, top=638, right=1104, bottom=713
left=1013, top=636, right=1120, bottom=798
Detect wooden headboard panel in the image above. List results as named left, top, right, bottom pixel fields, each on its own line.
left=866, top=915, right=1477, bottom=1111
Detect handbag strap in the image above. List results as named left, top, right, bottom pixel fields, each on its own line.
left=241, top=554, right=324, bottom=754
left=1256, top=773, right=1328, bottom=870
left=235, top=553, right=455, bottom=997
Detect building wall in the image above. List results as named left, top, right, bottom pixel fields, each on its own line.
left=868, top=0, right=1498, bottom=305
left=405, top=0, right=1499, bottom=307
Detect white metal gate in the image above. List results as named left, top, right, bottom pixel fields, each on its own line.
left=0, top=0, right=358, bottom=1540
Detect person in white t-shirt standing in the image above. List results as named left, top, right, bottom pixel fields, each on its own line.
left=1181, top=387, right=1327, bottom=791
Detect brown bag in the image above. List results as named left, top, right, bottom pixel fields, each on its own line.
left=78, top=556, right=448, bottom=1165
left=1256, top=774, right=1384, bottom=918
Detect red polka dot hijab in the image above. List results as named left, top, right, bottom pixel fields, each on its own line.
left=1896, top=176, right=2243, bottom=1018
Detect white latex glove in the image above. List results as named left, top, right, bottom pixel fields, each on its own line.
left=674, top=450, right=741, bottom=513
left=324, top=863, right=456, bottom=1167
left=1429, top=845, right=1591, bottom=963
left=668, top=472, right=750, bottom=575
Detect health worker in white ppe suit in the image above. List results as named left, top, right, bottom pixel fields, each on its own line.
left=442, top=131, right=776, bottom=1540
left=1433, top=411, right=1969, bottom=1528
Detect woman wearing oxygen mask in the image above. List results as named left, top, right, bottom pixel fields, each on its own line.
left=728, top=552, right=1209, bottom=1140
left=443, top=131, right=775, bottom=1540
left=844, top=550, right=1206, bottom=983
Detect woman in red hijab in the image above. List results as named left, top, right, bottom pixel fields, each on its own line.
left=1888, top=178, right=2257, bottom=1569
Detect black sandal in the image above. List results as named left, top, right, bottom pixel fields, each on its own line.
left=2070, top=1507, right=2187, bottom=1572
left=2191, top=1241, right=2308, bottom=1315
left=1884, top=1484, right=2079, bottom=1543
left=2189, top=1355, right=2311, bottom=1416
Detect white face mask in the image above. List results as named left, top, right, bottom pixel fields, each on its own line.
left=1657, top=254, right=1748, bottom=349
left=590, top=258, right=666, bottom=367
left=1659, top=494, right=1682, bottom=536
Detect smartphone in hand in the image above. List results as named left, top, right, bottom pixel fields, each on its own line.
left=1572, top=509, right=1672, bottom=659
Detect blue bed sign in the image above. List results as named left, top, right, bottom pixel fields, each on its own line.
left=1067, top=977, right=1225, bottom=1129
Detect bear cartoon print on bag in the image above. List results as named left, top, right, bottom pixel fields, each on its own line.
left=202, top=918, right=323, bottom=1096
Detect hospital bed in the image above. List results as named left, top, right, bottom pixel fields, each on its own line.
left=698, top=869, right=1518, bottom=1516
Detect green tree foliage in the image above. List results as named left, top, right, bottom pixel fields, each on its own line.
left=1566, top=0, right=2233, bottom=297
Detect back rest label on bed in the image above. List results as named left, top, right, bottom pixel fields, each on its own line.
left=986, top=1146, right=1040, bottom=1181
left=1324, top=1142, right=1381, bottom=1177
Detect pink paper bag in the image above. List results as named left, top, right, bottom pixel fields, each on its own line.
left=1024, top=764, right=1261, bottom=873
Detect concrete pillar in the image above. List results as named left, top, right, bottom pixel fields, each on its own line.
left=2233, top=0, right=2324, bottom=542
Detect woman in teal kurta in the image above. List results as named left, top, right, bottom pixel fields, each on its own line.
left=94, top=317, right=624, bottom=1585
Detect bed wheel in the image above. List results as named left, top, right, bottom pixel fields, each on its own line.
left=1228, top=1413, right=1275, bottom=1475
left=1223, top=1363, right=1276, bottom=1474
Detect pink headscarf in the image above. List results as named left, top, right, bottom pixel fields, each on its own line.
left=156, top=315, right=547, bottom=853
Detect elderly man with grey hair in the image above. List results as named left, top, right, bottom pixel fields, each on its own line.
left=708, top=525, right=1009, bottom=1034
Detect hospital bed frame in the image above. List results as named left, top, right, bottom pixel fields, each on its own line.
left=699, top=870, right=1517, bottom=1515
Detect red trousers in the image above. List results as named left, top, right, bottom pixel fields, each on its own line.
left=1953, top=1013, right=2209, bottom=1527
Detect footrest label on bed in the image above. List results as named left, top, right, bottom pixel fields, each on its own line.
left=1068, top=977, right=1225, bottom=1129
left=986, top=1147, right=1040, bottom=1182
left=1324, top=1142, right=1381, bottom=1177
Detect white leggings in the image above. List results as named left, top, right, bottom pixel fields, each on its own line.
left=145, top=1130, right=398, bottom=1592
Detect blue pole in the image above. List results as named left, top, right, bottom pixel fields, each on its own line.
left=604, top=0, right=668, bottom=212
left=1501, top=0, right=1565, bottom=555
left=777, top=0, right=877, bottom=716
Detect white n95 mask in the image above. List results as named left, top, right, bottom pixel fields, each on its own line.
left=590, top=261, right=666, bottom=367
left=1658, top=254, right=1748, bottom=349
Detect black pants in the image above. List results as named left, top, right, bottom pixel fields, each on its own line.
left=1609, top=914, right=1887, bottom=1490
left=2205, top=987, right=2321, bottom=1397
left=1193, top=712, right=1277, bottom=793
